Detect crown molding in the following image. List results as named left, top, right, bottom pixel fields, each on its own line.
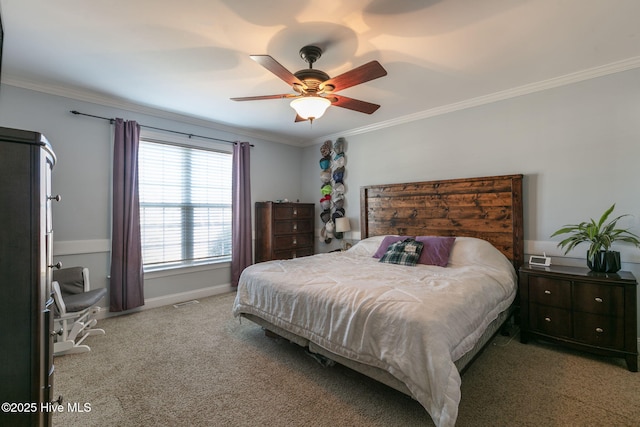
left=1, top=76, right=303, bottom=146
left=5, top=55, right=640, bottom=148
left=308, top=56, right=640, bottom=146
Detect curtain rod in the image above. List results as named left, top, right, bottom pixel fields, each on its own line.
left=70, top=110, right=254, bottom=147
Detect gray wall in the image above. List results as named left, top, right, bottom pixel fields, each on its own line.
left=2, top=66, right=639, bottom=334
left=302, top=67, right=640, bottom=334
left=0, top=84, right=306, bottom=308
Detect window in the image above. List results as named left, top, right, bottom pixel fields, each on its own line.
left=138, top=138, right=232, bottom=270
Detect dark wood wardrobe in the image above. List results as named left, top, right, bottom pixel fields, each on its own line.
left=0, top=126, right=60, bottom=426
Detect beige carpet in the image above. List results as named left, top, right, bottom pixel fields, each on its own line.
left=53, top=292, right=640, bottom=427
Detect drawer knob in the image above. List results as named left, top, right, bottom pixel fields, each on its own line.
left=292, top=238, right=297, bottom=245
left=293, top=223, right=297, bottom=231
left=594, top=297, right=603, bottom=303
left=293, top=209, right=297, bottom=216
left=595, top=327, right=604, bottom=333
left=544, top=290, right=551, bottom=295
left=544, top=317, right=551, bottom=322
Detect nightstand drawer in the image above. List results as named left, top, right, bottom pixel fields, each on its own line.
left=529, top=276, right=571, bottom=309
left=529, top=303, right=572, bottom=337
left=574, top=312, right=624, bottom=348
left=573, top=282, right=624, bottom=316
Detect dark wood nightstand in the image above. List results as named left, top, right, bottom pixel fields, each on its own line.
left=519, top=264, right=638, bottom=372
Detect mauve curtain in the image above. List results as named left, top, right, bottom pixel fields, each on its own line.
left=110, top=118, right=144, bottom=311
left=231, top=141, right=252, bottom=287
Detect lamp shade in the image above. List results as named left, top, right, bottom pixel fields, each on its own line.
left=335, top=217, right=351, bottom=233
left=290, top=96, right=331, bottom=120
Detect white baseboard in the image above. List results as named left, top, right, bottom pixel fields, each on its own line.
left=95, top=284, right=234, bottom=319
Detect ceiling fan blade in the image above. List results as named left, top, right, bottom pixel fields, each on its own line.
left=250, top=55, right=305, bottom=88
left=329, top=94, right=380, bottom=114
left=231, top=94, right=298, bottom=101
left=321, top=61, right=387, bottom=93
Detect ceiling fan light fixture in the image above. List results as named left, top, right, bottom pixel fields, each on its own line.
left=290, top=96, right=331, bottom=120
left=233, top=46, right=387, bottom=122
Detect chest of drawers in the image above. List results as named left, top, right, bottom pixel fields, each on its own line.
left=255, top=202, right=314, bottom=262
left=519, top=264, right=637, bottom=371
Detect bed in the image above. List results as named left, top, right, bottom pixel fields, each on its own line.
left=233, top=174, right=524, bottom=427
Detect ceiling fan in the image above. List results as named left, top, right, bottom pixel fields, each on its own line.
left=231, top=45, right=387, bottom=123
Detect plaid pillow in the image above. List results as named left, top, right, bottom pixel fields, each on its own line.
left=379, top=238, right=424, bottom=266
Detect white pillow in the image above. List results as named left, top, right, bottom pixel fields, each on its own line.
left=448, top=236, right=514, bottom=271
left=346, top=235, right=388, bottom=257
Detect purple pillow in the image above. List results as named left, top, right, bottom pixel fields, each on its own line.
left=372, top=235, right=415, bottom=258
left=415, top=236, right=456, bottom=267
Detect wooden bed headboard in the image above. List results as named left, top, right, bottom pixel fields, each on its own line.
left=360, top=174, right=524, bottom=267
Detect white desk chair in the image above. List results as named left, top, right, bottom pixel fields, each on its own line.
left=51, top=267, right=107, bottom=355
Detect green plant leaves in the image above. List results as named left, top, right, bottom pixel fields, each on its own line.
left=550, top=204, right=640, bottom=258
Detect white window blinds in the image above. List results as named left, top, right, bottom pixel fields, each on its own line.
left=138, top=139, right=232, bottom=268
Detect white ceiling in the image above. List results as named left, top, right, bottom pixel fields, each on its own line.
left=1, top=0, right=639, bottom=145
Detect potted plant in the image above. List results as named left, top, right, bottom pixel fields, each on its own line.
left=550, top=204, right=640, bottom=273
